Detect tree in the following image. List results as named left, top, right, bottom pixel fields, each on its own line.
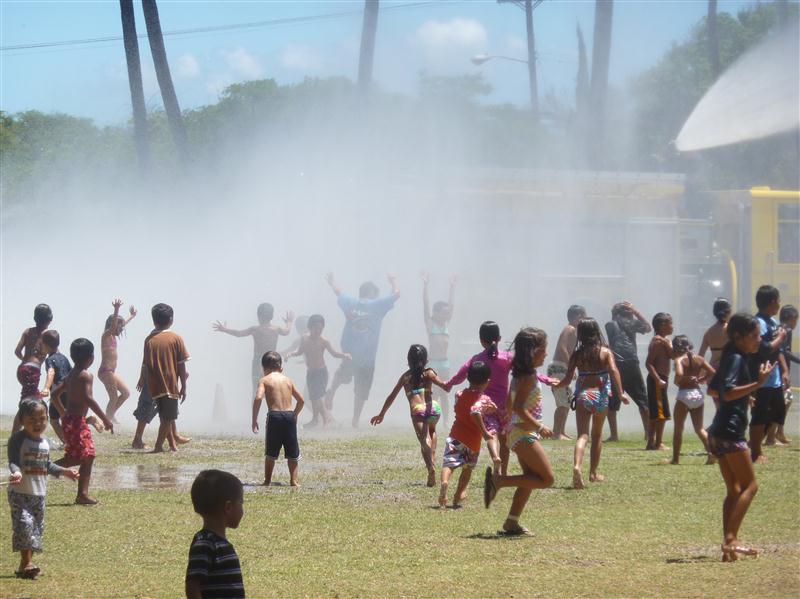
left=119, top=0, right=149, bottom=172
left=357, top=0, right=380, bottom=93
left=588, top=0, right=614, bottom=167
left=141, top=0, right=189, bottom=162
left=707, top=0, right=720, bottom=78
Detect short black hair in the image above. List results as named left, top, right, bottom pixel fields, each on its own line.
left=70, top=338, right=94, bottom=365
left=307, top=314, right=325, bottom=329
left=261, top=350, right=282, bottom=371
left=359, top=281, right=379, bottom=299
left=18, top=398, right=47, bottom=420
left=257, top=303, right=274, bottom=324
left=151, top=303, right=174, bottom=328
left=780, top=305, right=798, bottom=323
left=567, top=304, right=586, bottom=323
left=34, top=304, right=53, bottom=328
left=42, top=329, right=60, bottom=350
left=191, top=470, right=243, bottom=517
left=467, top=361, right=491, bottom=385
left=652, top=312, right=672, bottom=332
left=755, top=285, right=780, bottom=311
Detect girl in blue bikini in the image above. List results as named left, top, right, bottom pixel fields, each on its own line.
left=370, top=345, right=449, bottom=487
left=555, top=318, right=626, bottom=489
left=422, top=272, right=457, bottom=425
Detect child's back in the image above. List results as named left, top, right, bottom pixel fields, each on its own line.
left=260, top=372, right=296, bottom=412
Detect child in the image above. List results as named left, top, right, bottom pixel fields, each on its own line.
left=670, top=335, right=715, bottom=465
left=548, top=304, right=585, bottom=440
left=7, top=399, right=79, bottom=579
left=438, top=361, right=500, bottom=508
left=40, top=330, right=71, bottom=445
left=286, top=314, right=350, bottom=428
left=98, top=299, right=137, bottom=423
left=12, top=304, right=53, bottom=432
left=698, top=298, right=733, bottom=371
left=371, top=345, right=449, bottom=487
left=447, top=322, right=514, bottom=475
left=748, top=285, right=787, bottom=462
left=213, top=303, right=295, bottom=395
left=771, top=305, right=799, bottom=444
left=139, top=303, right=190, bottom=453
left=484, top=328, right=554, bottom=536
left=186, top=469, right=245, bottom=599
left=645, top=312, right=674, bottom=450
left=53, top=338, right=114, bottom=505
left=706, top=313, right=776, bottom=561
left=554, top=318, right=626, bottom=489
left=252, top=351, right=304, bottom=486
left=422, top=272, right=457, bottom=425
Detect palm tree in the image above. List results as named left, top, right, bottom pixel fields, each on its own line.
left=119, top=0, right=149, bottom=172
left=357, top=0, right=380, bottom=92
left=708, top=0, right=720, bottom=78
left=141, top=0, right=189, bottom=161
left=589, top=0, right=613, bottom=167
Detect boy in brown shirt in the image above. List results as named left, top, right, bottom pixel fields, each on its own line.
left=138, top=303, right=190, bottom=453
left=645, top=312, right=674, bottom=450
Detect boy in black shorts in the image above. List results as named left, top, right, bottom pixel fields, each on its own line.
left=186, top=470, right=245, bottom=599
left=252, top=351, right=305, bottom=486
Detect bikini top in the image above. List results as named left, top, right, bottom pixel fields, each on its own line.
left=429, top=322, right=449, bottom=337
left=102, top=335, right=118, bottom=351
left=406, top=388, right=425, bottom=399
left=510, top=378, right=543, bottom=425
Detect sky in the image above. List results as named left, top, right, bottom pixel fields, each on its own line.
left=1, top=0, right=757, bottom=125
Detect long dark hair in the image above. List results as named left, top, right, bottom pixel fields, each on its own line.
left=713, top=298, right=732, bottom=324
left=672, top=334, right=695, bottom=372
left=479, top=321, right=501, bottom=359
left=407, top=344, right=428, bottom=387
left=722, top=313, right=759, bottom=356
left=511, top=327, right=547, bottom=377
left=572, top=318, right=605, bottom=368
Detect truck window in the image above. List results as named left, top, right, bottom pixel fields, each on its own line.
left=778, top=203, right=800, bottom=264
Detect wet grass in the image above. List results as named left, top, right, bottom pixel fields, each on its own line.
left=1, top=416, right=798, bottom=598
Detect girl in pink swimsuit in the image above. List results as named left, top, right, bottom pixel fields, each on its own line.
left=99, top=299, right=137, bottom=423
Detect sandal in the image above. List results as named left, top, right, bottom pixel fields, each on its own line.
left=483, top=467, right=497, bottom=509
left=15, top=566, right=41, bottom=579
left=731, top=545, right=759, bottom=557
left=498, top=526, right=533, bottom=537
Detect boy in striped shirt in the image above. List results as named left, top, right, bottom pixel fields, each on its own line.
left=186, top=470, right=245, bottom=599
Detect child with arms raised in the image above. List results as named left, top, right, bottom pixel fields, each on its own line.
left=422, top=272, right=457, bottom=425
left=645, top=312, right=674, bottom=450
left=98, top=299, right=137, bottom=423
left=252, top=351, right=304, bottom=487
left=670, top=335, right=715, bottom=465
left=371, top=345, right=449, bottom=487
left=7, top=399, right=79, bottom=579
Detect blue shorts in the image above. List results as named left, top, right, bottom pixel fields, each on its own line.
left=133, top=387, right=158, bottom=424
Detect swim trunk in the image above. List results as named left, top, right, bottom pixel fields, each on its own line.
left=61, top=414, right=96, bottom=461
left=8, top=491, right=45, bottom=552
left=646, top=374, right=671, bottom=421
left=751, top=386, right=786, bottom=426
left=411, top=400, right=442, bottom=425
left=155, top=397, right=179, bottom=421
left=306, top=367, right=329, bottom=402
left=471, top=397, right=500, bottom=436
left=133, top=387, right=158, bottom=424
left=334, top=360, right=375, bottom=401
left=547, top=361, right=572, bottom=409
left=575, top=388, right=609, bottom=414
left=441, top=437, right=479, bottom=469
left=507, top=425, right=540, bottom=450
left=265, top=411, right=300, bottom=461
left=676, top=388, right=705, bottom=410
left=617, top=361, right=648, bottom=411
left=709, top=436, right=749, bottom=458
left=48, top=394, right=67, bottom=420
left=16, top=363, right=41, bottom=400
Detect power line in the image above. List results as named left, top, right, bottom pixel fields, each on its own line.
left=0, top=1, right=441, bottom=53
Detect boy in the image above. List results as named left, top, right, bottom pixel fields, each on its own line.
left=605, top=301, right=651, bottom=442
left=213, top=303, right=295, bottom=395
left=770, top=305, right=799, bottom=445
left=645, top=313, right=673, bottom=451
left=325, top=273, right=400, bottom=427
left=439, top=361, right=497, bottom=508
left=749, top=285, right=787, bottom=462
left=54, top=338, right=114, bottom=505
left=139, top=303, right=190, bottom=453
left=40, top=330, right=71, bottom=445
left=252, top=351, right=304, bottom=486
left=186, top=469, right=245, bottom=599
left=286, top=314, right=350, bottom=428
left=12, top=304, right=53, bottom=432
left=548, top=305, right=585, bottom=440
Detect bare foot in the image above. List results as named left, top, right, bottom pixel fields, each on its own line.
left=426, top=469, right=436, bottom=488
left=776, top=436, right=792, bottom=444
left=657, top=444, right=669, bottom=451
left=721, top=543, right=739, bottom=562
left=131, top=442, right=151, bottom=450
left=753, top=454, right=768, bottom=464
left=572, top=467, right=585, bottom=490
left=589, top=472, right=605, bottom=483
left=169, top=446, right=178, bottom=453
left=604, top=436, right=619, bottom=443
left=151, top=446, right=164, bottom=454
left=290, top=481, right=301, bottom=488
left=175, top=435, right=191, bottom=445
left=556, top=434, right=573, bottom=440
left=75, top=495, right=98, bottom=505
left=661, top=458, right=679, bottom=465
left=438, top=484, right=448, bottom=508
left=87, top=416, right=105, bottom=433
left=730, top=543, right=759, bottom=557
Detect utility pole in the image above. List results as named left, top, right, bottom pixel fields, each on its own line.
left=358, top=0, right=380, bottom=93
left=497, top=1, right=544, bottom=119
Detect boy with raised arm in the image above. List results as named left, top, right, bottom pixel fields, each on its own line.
left=252, top=351, right=304, bottom=486
left=548, top=305, right=585, bottom=440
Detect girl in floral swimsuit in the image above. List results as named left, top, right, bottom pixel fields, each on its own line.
left=555, top=318, right=626, bottom=489
left=370, top=345, right=449, bottom=487
left=98, top=299, right=137, bottom=423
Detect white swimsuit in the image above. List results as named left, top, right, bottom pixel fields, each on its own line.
left=676, top=388, right=705, bottom=410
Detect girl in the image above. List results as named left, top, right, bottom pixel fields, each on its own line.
left=370, top=345, right=449, bottom=487
left=699, top=298, right=732, bottom=372
left=484, top=328, right=555, bottom=536
left=99, top=299, right=137, bottom=423
left=670, top=335, right=715, bottom=465
left=447, top=321, right=515, bottom=475
left=555, top=318, right=626, bottom=489
left=707, top=313, right=776, bottom=561
left=422, top=272, right=457, bottom=425
left=7, top=399, right=78, bottom=579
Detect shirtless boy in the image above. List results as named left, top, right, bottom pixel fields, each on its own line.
left=645, top=313, right=674, bottom=450
left=252, top=352, right=305, bottom=486
left=548, top=305, right=585, bottom=440
left=286, top=314, right=349, bottom=428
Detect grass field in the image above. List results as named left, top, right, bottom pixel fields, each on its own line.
left=1, top=414, right=799, bottom=598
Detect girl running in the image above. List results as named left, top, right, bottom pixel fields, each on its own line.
left=370, top=345, right=449, bottom=487
left=99, top=299, right=137, bottom=423
left=554, top=318, right=626, bottom=489
left=707, top=313, right=776, bottom=561
left=447, top=322, right=514, bottom=474
left=670, top=335, right=715, bottom=465
left=484, top=328, right=554, bottom=536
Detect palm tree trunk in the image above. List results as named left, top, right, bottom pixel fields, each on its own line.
left=589, top=0, right=614, bottom=167
left=141, top=0, right=189, bottom=161
left=119, top=0, right=149, bottom=172
left=707, top=0, right=720, bottom=78
left=358, top=0, right=380, bottom=92
left=524, top=0, right=539, bottom=118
